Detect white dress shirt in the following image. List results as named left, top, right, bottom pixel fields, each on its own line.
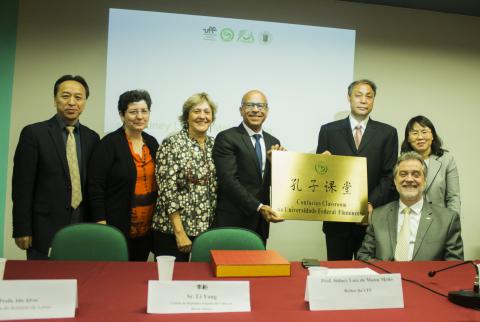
left=348, top=115, right=369, bottom=137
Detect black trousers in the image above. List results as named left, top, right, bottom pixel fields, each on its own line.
left=27, top=247, right=49, bottom=260
left=325, top=224, right=367, bottom=260
left=127, top=234, right=153, bottom=261
left=153, top=231, right=196, bottom=262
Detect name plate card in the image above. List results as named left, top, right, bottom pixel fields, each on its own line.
left=147, top=280, right=250, bottom=314
left=271, top=151, right=368, bottom=223
left=308, top=274, right=404, bottom=311
left=0, top=280, right=77, bottom=321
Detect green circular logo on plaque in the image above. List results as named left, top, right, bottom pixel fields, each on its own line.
left=315, top=162, right=328, bottom=175
left=220, top=28, right=234, bottom=42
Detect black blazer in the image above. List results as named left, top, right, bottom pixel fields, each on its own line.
left=12, top=116, right=100, bottom=253
left=212, top=124, right=280, bottom=240
left=316, top=117, right=398, bottom=235
left=87, top=127, right=159, bottom=237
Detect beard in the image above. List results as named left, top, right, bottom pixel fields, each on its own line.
left=398, top=185, right=424, bottom=202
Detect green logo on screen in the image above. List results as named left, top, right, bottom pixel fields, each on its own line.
left=238, top=30, right=254, bottom=43
left=220, top=28, right=235, bottom=42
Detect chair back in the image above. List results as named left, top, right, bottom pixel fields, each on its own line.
left=190, top=227, right=265, bottom=262
left=50, top=223, right=129, bottom=261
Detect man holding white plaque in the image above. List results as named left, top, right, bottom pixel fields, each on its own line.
left=316, top=79, right=398, bottom=260
left=357, top=152, right=464, bottom=261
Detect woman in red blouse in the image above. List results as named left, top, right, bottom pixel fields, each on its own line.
left=88, top=90, right=159, bottom=261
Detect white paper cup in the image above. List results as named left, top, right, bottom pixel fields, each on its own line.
left=0, top=258, right=6, bottom=280
left=156, top=256, right=175, bottom=280
left=308, top=266, right=328, bottom=276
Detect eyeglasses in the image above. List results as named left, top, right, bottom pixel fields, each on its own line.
left=126, top=109, right=150, bottom=116
left=409, top=129, right=431, bottom=138
left=242, top=102, right=268, bottom=111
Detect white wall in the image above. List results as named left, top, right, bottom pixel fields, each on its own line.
left=4, top=0, right=480, bottom=260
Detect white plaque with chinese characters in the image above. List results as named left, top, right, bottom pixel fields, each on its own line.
left=271, top=151, right=368, bottom=222
left=147, top=280, right=250, bottom=314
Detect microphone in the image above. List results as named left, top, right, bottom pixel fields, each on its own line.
left=428, top=261, right=480, bottom=310
left=428, top=261, right=475, bottom=277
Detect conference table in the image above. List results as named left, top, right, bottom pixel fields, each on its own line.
left=3, top=259, right=480, bottom=321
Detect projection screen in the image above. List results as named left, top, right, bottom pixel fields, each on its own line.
left=105, top=8, right=355, bottom=152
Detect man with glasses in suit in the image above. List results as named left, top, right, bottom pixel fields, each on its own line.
left=213, top=90, right=285, bottom=244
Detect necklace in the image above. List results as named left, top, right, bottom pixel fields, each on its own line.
left=186, top=140, right=212, bottom=186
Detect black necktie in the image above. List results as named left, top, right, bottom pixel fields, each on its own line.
left=253, top=134, right=262, bottom=177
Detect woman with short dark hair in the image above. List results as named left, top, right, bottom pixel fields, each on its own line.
left=88, top=89, right=159, bottom=261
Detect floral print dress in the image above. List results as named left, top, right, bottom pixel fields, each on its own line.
left=152, top=128, right=217, bottom=236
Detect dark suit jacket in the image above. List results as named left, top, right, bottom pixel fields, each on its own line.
left=87, top=127, right=159, bottom=237
left=12, top=115, right=100, bottom=253
left=213, top=124, right=280, bottom=240
left=316, top=117, right=398, bottom=236
left=357, top=201, right=464, bottom=261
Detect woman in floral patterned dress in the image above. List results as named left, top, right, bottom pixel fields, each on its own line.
left=152, top=93, right=217, bottom=261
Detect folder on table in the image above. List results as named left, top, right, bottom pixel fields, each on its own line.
left=211, top=250, right=291, bottom=277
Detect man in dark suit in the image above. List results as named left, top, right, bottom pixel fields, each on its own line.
left=316, top=79, right=398, bottom=260
left=213, top=90, right=285, bottom=244
left=357, top=151, right=463, bottom=261
left=12, top=75, right=100, bottom=259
